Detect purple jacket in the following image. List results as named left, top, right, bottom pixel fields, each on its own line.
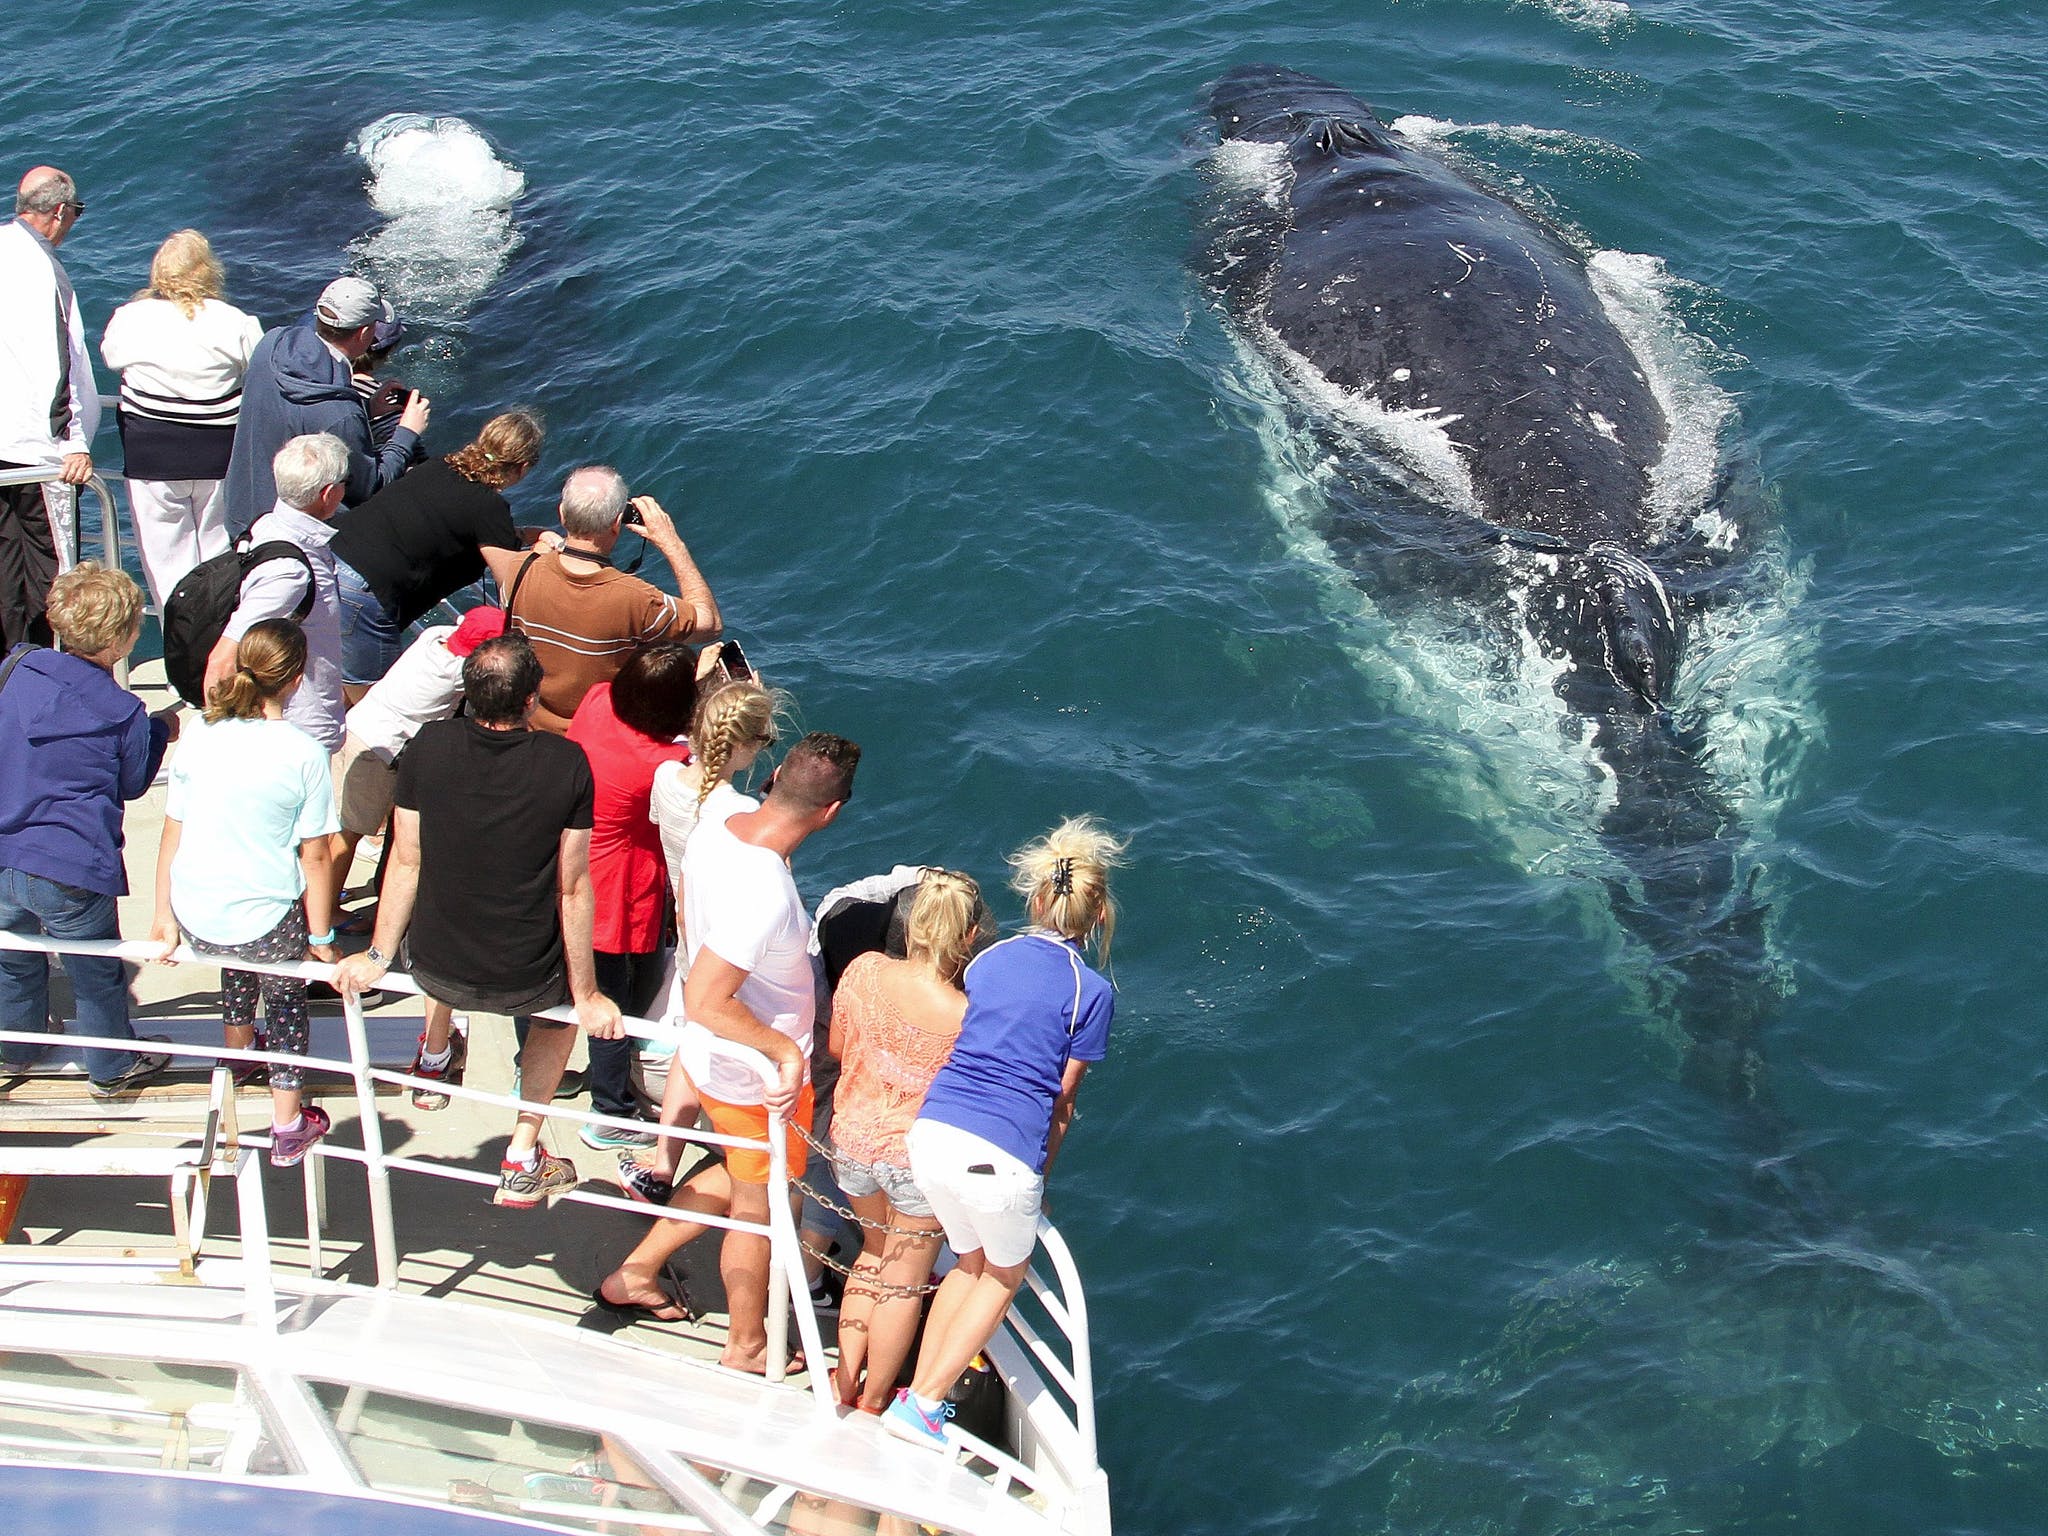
left=0, top=648, right=170, bottom=898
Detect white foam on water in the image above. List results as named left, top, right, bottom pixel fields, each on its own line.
left=345, top=114, right=526, bottom=321
left=1586, top=249, right=1741, bottom=537
left=1389, top=114, right=1639, bottom=170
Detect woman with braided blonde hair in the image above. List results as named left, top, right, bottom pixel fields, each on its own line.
left=622, top=676, right=782, bottom=1201
left=885, top=817, right=1126, bottom=1450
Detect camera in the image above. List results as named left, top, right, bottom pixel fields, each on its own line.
left=619, top=499, right=643, bottom=528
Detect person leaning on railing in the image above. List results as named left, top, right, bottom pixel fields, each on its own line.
left=149, top=617, right=341, bottom=1167
left=332, top=630, right=625, bottom=1209
left=0, top=563, right=175, bottom=1096
left=828, top=868, right=983, bottom=1415
left=595, top=733, right=861, bottom=1376
left=883, top=818, right=1127, bottom=1452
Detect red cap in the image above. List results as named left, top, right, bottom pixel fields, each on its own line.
left=447, top=606, right=508, bottom=658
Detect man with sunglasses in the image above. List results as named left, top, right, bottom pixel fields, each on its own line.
left=0, top=167, right=98, bottom=648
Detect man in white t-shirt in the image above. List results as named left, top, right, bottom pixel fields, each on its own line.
left=594, top=731, right=861, bottom=1375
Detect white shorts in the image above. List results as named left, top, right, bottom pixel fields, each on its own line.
left=905, top=1118, right=1042, bottom=1267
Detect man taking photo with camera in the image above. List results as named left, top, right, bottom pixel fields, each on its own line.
left=502, top=464, right=721, bottom=733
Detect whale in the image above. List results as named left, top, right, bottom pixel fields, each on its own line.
left=1203, top=64, right=1698, bottom=715
left=1199, top=66, right=1791, bottom=1122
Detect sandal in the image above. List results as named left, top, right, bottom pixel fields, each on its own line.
left=590, top=1274, right=694, bottom=1324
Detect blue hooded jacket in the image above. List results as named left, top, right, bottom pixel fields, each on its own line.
left=222, top=323, right=421, bottom=538
left=0, top=648, right=170, bottom=898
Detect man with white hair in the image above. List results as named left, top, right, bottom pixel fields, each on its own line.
left=0, top=166, right=99, bottom=648
left=502, top=465, right=720, bottom=732
left=202, top=434, right=350, bottom=750
left=223, top=275, right=430, bottom=539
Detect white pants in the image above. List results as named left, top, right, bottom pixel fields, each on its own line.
left=906, top=1119, right=1043, bottom=1267
left=127, top=477, right=227, bottom=608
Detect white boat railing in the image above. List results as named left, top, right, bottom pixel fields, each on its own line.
left=0, top=462, right=128, bottom=584
left=0, top=927, right=1100, bottom=1474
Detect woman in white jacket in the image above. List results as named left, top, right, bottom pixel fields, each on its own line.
left=99, top=230, right=264, bottom=606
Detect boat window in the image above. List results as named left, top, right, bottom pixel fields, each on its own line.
left=0, top=1350, right=292, bottom=1477
left=309, top=1382, right=720, bottom=1534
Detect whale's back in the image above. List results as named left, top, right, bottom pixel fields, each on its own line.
left=1208, top=66, right=1668, bottom=547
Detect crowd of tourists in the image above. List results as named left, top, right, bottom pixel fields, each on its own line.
left=0, top=163, right=1128, bottom=1448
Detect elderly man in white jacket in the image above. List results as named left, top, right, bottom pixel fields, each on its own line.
left=0, top=166, right=99, bottom=648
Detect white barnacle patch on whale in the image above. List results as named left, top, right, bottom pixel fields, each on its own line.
left=1391, top=368, right=1411, bottom=381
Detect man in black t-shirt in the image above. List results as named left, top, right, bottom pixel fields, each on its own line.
left=336, top=632, right=622, bottom=1208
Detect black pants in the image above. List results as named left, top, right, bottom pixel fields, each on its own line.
left=589, top=950, right=669, bottom=1118
left=0, top=473, right=58, bottom=650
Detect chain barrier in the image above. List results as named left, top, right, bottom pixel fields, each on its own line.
left=785, top=1116, right=944, bottom=1300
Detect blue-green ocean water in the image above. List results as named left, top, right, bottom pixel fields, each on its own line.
left=10, top=0, right=2048, bottom=1530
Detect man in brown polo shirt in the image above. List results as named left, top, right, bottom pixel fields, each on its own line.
left=500, top=465, right=721, bottom=732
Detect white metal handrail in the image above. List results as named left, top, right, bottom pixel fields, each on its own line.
left=0, top=925, right=1102, bottom=1474
left=0, top=929, right=827, bottom=1405
left=0, top=464, right=125, bottom=589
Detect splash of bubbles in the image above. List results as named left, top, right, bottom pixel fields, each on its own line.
left=345, top=114, right=526, bottom=322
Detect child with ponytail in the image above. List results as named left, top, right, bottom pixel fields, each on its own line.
left=150, top=617, right=340, bottom=1166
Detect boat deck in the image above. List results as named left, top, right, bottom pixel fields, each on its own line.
left=2, top=659, right=776, bottom=1376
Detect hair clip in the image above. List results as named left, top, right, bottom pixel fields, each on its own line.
left=1050, top=857, right=1074, bottom=897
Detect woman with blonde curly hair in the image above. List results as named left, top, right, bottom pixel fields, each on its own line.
left=328, top=408, right=547, bottom=686
left=99, top=229, right=265, bottom=606
left=0, top=564, right=173, bottom=1095
left=885, top=817, right=1127, bottom=1450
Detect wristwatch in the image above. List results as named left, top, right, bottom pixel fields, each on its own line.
left=365, top=946, right=389, bottom=966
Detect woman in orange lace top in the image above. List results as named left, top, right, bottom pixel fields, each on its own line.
left=827, top=868, right=981, bottom=1413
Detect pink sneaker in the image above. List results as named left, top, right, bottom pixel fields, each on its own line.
left=270, top=1105, right=331, bottom=1168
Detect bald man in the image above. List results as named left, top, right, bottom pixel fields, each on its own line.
left=0, top=167, right=99, bottom=648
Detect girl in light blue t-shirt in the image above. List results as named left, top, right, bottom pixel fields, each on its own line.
left=151, top=618, right=340, bottom=1168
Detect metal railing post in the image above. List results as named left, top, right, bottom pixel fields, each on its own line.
left=340, top=988, right=400, bottom=1287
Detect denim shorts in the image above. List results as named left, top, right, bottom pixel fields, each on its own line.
left=830, top=1147, right=935, bottom=1218
left=335, top=559, right=404, bottom=685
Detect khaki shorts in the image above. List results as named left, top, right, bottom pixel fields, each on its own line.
left=336, top=733, right=398, bottom=837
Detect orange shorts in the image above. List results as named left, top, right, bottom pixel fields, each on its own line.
left=699, top=1083, right=814, bottom=1185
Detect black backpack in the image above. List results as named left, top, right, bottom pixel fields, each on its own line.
left=161, top=538, right=316, bottom=707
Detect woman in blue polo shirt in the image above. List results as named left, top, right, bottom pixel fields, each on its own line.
left=884, top=816, right=1127, bottom=1451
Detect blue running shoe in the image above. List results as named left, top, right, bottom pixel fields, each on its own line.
left=881, top=1389, right=954, bottom=1451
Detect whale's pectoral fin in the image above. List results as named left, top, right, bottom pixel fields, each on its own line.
left=1585, top=542, right=1680, bottom=709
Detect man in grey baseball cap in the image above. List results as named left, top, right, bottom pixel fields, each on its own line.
left=222, top=275, right=432, bottom=539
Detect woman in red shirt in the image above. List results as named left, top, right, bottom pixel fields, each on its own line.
left=566, top=642, right=698, bottom=1145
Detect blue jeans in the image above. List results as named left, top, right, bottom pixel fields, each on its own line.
left=336, top=559, right=404, bottom=685
left=0, top=866, right=141, bottom=1083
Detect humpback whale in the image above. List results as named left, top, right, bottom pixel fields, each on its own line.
left=1200, top=66, right=1784, bottom=1117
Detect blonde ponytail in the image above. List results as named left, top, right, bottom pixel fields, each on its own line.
left=1009, top=816, right=1127, bottom=963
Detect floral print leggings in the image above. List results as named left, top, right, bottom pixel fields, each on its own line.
left=184, top=905, right=310, bottom=1092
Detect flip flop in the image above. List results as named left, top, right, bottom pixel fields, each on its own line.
left=590, top=1276, right=694, bottom=1324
